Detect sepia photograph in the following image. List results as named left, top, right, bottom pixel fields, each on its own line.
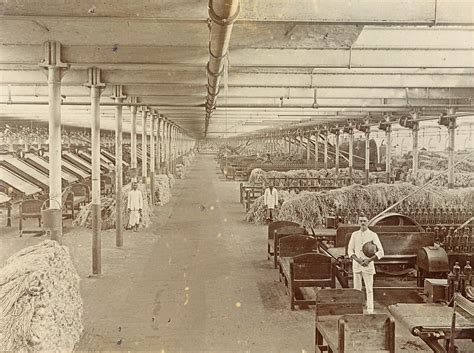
left=0, top=1, right=473, bottom=352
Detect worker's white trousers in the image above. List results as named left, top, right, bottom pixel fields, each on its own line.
left=353, top=271, right=374, bottom=313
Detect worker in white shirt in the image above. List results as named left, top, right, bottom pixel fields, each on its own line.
left=347, top=215, right=384, bottom=314
left=127, top=181, right=143, bottom=232
left=263, top=181, right=279, bottom=223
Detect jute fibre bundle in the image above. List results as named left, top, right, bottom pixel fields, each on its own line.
left=0, top=240, right=83, bottom=352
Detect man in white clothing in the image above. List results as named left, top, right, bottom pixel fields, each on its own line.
left=127, top=181, right=143, bottom=232
left=263, top=181, right=278, bottom=223
left=347, top=215, right=384, bottom=314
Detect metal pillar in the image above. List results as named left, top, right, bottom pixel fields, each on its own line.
left=306, top=131, right=310, bottom=162
left=268, top=134, right=272, bottom=155
left=39, top=41, right=68, bottom=244
left=385, top=124, right=392, bottom=183
left=314, top=128, right=319, bottom=170
left=348, top=129, right=354, bottom=180
left=162, top=120, right=168, bottom=173
left=335, top=129, right=340, bottom=176
left=412, top=120, right=419, bottom=174
left=160, top=117, right=165, bottom=173
left=169, top=125, right=173, bottom=173
left=365, top=128, right=371, bottom=184
left=178, top=129, right=182, bottom=158
left=323, top=130, right=328, bottom=170
left=448, top=115, right=456, bottom=189
left=156, top=115, right=161, bottom=174
left=113, top=85, right=126, bottom=247
left=298, top=131, right=303, bottom=158
left=85, top=67, right=105, bottom=275
left=169, top=124, right=173, bottom=173
left=172, top=125, right=177, bottom=173
left=130, top=98, right=138, bottom=179
left=166, top=120, right=170, bottom=173
left=150, top=112, right=156, bottom=205
left=168, top=123, right=172, bottom=174
left=141, top=108, right=148, bottom=183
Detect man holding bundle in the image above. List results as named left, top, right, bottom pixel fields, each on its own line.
left=127, top=181, right=143, bottom=232
left=347, top=215, right=384, bottom=314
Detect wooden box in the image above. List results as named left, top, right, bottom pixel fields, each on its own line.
left=424, top=278, right=448, bottom=303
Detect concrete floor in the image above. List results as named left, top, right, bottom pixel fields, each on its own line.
left=2, top=154, right=470, bottom=352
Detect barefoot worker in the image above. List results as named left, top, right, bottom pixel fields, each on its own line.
left=127, top=181, right=143, bottom=232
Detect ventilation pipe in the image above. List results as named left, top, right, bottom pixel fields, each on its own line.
left=204, top=0, right=240, bottom=136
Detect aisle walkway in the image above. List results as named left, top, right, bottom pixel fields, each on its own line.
left=75, top=154, right=315, bottom=352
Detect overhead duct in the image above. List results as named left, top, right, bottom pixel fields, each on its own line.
left=204, top=0, right=240, bottom=136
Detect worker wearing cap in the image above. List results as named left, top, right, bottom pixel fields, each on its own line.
left=127, top=181, right=143, bottom=232
left=347, top=215, right=384, bottom=314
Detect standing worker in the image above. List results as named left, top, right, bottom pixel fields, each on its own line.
left=347, top=215, right=384, bottom=314
left=127, top=181, right=143, bottom=232
left=263, top=181, right=279, bottom=224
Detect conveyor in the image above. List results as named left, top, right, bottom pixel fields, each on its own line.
left=0, top=157, right=49, bottom=190
left=26, top=154, right=81, bottom=183
left=62, top=152, right=93, bottom=173
left=101, top=149, right=129, bottom=167
left=0, top=165, right=41, bottom=196
left=87, top=148, right=118, bottom=166
left=78, top=151, right=112, bottom=172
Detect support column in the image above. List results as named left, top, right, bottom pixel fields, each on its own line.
left=348, top=127, right=354, bottom=181
left=447, top=113, right=456, bottom=189
left=150, top=112, right=156, bottom=205
left=334, top=128, right=340, bottom=176
left=113, top=85, right=126, bottom=248
left=172, top=125, right=177, bottom=173
left=168, top=122, right=172, bottom=174
left=85, top=67, right=105, bottom=276
left=141, top=108, right=148, bottom=183
left=156, top=114, right=161, bottom=175
left=314, top=128, right=319, bottom=169
left=365, top=128, right=371, bottom=185
left=412, top=119, right=419, bottom=174
left=288, top=133, right=291, bottom=154
left=179, top=130, right=183, bottom=158
left=385, top=123, right=392, bottom=183
left=323, top=129, right=328, bottom=170
left=130, top=97, right=138, bottom=179
left=162, top=120, right=168, bottom=173
left=298, top=130, right=303, bottom=158
left=39, top=41, right=68, bottom=244
left=163, top=120, right=169, bottom=174
left=169, top=125, right=173, bottom=173
left=306, top=131, right=311, bottom=162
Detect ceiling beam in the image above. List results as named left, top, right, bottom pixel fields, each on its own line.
left=1, top=68, right=472, bottom=88
left=123, top=86, right=474, bottom=100
left=226, top=48, right=474, bottom=68
left=4, top=85, right=472, bottom=100
left=1, top=0, right=472, bottom=26
left=226, top=71, right=474, bottom=88
left=1, top=45, right=473, bottom=69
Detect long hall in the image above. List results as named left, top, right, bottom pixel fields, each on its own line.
left=1, top=2, right=473, bottom=351
left=74, top=154, right=315, bottom=352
